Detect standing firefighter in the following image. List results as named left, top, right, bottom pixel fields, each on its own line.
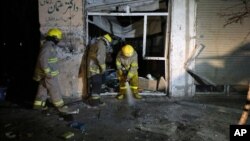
left=86, top=34, right=112, bottom=107
left=33, top=28, right=78, bottom=114
left=116, top=44, right=142, bottom=100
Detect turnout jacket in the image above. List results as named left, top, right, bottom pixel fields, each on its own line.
left=33, top=41, right=59, bottom=81
left=116, top=50, right=138, bottom=79
left=87, top=38, right=107, bottom=77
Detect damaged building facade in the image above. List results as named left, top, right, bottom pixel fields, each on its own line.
left=38, top=0, right=250, bottom=98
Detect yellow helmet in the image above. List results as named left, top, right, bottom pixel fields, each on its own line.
left=47, top=28, right=63, bottom=40
left=104, top=34, right=112, bottom=43
left=122, top=44, right=134, bottom=57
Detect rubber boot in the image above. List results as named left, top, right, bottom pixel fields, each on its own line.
left=116, top=89, right=126, bottom=100
left=116, top=94, right=125, bottom=100
left=88, top=97, right=105, bottom=107
left=57, top=105, right=79, bottom=115
left=133, top=93, right=142, bottom=99
left=132, top=89, right=142, bottom=99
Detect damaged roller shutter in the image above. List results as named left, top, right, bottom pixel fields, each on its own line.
left=195, top=0, right=250, bottom=87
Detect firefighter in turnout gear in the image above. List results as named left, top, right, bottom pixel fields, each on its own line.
left=33, top=28, right=79, bottom=114
left=116, top=44, right=142, bottom=100
left=86, top=34, right=112, bottom=107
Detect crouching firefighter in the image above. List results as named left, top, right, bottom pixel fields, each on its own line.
left=116, top=44, right=142, bottom=100
left=86, top=34, right=113, bottom=107
left=33, top=28, right=79, bottom=114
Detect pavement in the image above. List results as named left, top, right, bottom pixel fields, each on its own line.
left=0, top=94, right=248, bottom=141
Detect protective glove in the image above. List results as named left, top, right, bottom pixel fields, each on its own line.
left=121, top=67, right=127, bottom=76
left=43, top=68, right=52, bottom=79
left=118, top=70, right=123, bottom=76
left=125, top=76, right=130, bottom=82
left=100, top=64, right=106, bottom=73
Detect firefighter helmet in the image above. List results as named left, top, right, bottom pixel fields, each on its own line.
left=122, top=44, right=134, bottom=57
left=47, top=28, right=63, bottom=40
left=104, top=34, right=112, bottom=43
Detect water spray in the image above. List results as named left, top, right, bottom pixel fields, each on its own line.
left=125, top=81, right=135, bottom=106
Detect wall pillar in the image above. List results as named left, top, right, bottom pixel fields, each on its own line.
left=38, top=0, right=85, bottom=98
left=169, top=0, right=196, bottom=97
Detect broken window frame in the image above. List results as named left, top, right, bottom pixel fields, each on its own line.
left=86, top=12, right=168, bottom=60
left=86, top=11, right=170, bottom=91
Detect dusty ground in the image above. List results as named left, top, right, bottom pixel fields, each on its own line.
left=0, top=94, right=248, bottom=141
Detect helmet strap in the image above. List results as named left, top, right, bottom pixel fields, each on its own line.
left=101, top=37, right=110, bottom=46
left=46, top=36, right=59, bottom=44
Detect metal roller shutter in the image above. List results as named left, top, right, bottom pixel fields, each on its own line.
left=195, top=0, right=250, bottom=85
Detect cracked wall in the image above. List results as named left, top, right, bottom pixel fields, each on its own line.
left=38, top=0, right=86, bottom=98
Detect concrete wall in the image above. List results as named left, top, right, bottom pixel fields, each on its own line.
left=38, top=0, right=85, bottom=98
left=169, top=0, right=196, bottom=97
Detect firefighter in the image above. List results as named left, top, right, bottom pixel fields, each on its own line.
left=86, top=34, right=112, bottom=107
left=33, top=28, right=78, bottom=114
left=116, top=44, right=142, bottom=100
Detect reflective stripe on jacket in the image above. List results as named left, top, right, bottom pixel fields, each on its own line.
left=116, top=50, right=138, bottom=79
left=33, top=41, right=59, bottom=81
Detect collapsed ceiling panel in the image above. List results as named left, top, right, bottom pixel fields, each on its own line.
left=86, top=0, right=161, bottom=12
left=88, top=16, right=162, bottom=38
left=86, top=0, right=168, bottom=38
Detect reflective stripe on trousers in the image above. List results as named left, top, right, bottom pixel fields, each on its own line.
left=34, top=100, right=46, bottom=106
left=119, top=72, right=138, bottom=95
left=34, top=76, right=64, bottom=107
